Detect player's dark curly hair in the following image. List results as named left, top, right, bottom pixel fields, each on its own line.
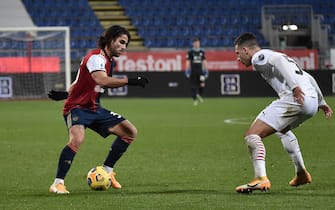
left=234, top=32, right=259, bottom=48
left=98, top=25, right=131, bottom=49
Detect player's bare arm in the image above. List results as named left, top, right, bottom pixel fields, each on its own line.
left=91, top=70, right=128, bottom=88
left=91, top=70, right=149, bottom=88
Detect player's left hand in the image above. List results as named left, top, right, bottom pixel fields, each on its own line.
left=293, top=86, right=305, bottom=105
left=48, top=89, right=68, bottom=101
left=202, top=69, right=209, bottom=78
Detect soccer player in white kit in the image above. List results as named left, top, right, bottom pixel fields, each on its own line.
left=233, top=33, right=333, bottom=193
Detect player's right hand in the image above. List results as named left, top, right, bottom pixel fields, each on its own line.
left=127, top=76, right=149, bottom=88
left=202, top=69, right=209, bottom=78
left=319, top=104, right=333, bottom=119
left=48, top=89, right=68, bottom=101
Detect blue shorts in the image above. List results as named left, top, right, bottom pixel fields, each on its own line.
left=64, top=107, right=126, bottom=138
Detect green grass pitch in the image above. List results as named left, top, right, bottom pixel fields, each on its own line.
left=1, top=97, right=334, bottom=210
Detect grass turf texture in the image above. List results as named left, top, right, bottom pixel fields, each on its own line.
left=0, top=97, right=334, bottom=210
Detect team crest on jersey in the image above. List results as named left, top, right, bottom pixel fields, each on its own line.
left=72, top=116, right=79, bottom=122
left=258, top=54, right=264, bottom=61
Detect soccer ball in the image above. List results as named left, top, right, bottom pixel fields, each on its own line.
left=87, top=166, right=111, bottom=190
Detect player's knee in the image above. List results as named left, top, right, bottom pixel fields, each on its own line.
left=67, top=135, right=85, bottom=152
left=132, top=126, right=138, bottom=138
left=68, top=125, right=85, bottom=152
left=67, top=140, right=82, bottom=153
left=121, top=136, right=135, bottom=144
left=122, top=126, right=138, bottom=144
left=129, top=126, right=138, bottom=139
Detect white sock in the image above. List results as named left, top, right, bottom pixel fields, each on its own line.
left=276, top=131, right=306, bottom=172
left=245, top=134, right=267, bottom=177
left=103, top=165, right=113, bottom=174
left=53, top=178, right=64, bottom=185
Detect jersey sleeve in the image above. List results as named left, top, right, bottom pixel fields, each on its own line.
left=305, top=72, right=327, bottom=106
left=86, top=54, right=106, bottom=73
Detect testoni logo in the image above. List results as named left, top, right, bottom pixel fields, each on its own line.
left=114, top=50, right=318, bottom=71
left=116, top=55, right=182, bottom=72
left=291, top=52, right=315, bottom=70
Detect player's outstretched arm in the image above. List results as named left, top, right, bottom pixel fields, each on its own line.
left=92, top=71, right=149, bottom=88
left=319, top=104, right=333, bottom=119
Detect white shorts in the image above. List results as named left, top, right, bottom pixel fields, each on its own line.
left=256, top=96, right=318, bottom=131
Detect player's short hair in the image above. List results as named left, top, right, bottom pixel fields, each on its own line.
left=234, top=33, right=259, bottom=48
left=192, top=37, right=200, bottom=42
left=98, top=25, right=131, bottom=48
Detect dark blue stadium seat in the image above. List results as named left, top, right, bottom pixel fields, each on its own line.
left=22, top=0, right=103, bottom=60
left=22, top=0, right=335, bottom=50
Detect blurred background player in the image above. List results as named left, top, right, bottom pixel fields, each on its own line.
left=48, top=25, right=148, bottom=194
left=185, top=37, right=208, bottom=106
left=234, top=32, right=333, bottom=193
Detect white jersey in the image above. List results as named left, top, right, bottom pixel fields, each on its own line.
left=251, top=49, right=326, bottom=106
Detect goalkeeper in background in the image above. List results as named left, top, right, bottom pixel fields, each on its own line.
left=185, top=37, right=208, bottom=106
left=48, top=25, right=148, bottom=194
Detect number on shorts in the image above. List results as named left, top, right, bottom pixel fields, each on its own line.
left=110, top=111, right=122, bottom=118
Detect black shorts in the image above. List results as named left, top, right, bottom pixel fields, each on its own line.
left=64, top=107, right=126, bottom=138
